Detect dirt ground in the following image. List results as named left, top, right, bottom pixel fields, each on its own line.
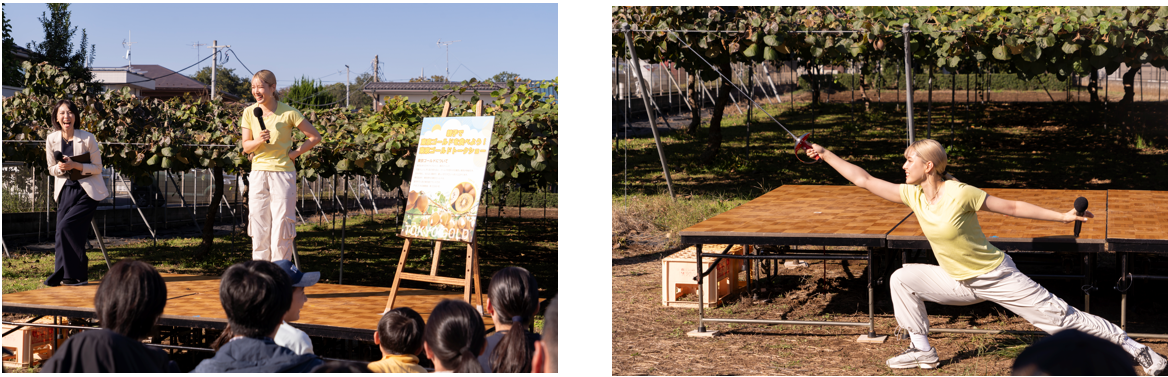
left=612, top=241, right=1168, bottom=376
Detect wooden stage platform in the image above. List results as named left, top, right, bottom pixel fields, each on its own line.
left=2, top=274, right=493, bottom=342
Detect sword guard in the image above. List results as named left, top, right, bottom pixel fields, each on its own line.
left=794, top=132, right=820, bottom=164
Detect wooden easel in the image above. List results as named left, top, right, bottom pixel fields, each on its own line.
left=383, top=100, right=486, bottom=314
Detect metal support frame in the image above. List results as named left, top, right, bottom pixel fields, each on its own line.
left=1113, top=250, right=1168, bottom=338
left=345, top=179, right=367, bottom=216
left=115, top=173, right=158, bottom=241
left=694, top=244, right=879, bottom=339
left=166, top=171, right=202, bottom=230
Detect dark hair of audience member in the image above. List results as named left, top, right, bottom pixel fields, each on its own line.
left=424, top=299, right=486, bottom=373
left=219, top=260, right=292, bottom=339
left=94, top=259, right=167, bottom=340
left=50, top=99, right=81, bottom=131
left=542, top=295, right=559, bottom=373
left=488, top=266, right=540, bottom=373
left=1011, top=328, right=1136, bottom=376
left=313, top=360, right=372, bottom=373
left=377, top=307, right=425, bottom=355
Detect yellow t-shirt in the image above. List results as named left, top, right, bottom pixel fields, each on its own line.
left=241, top=102, right=305, bottom=172
left=900, top=180, right=1004, bottom=280
left=367, top=354, right=427, bottom=373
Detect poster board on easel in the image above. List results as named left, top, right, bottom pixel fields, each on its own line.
left=384, top=101, right=493, bottom=313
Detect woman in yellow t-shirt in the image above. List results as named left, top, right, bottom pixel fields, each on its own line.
left=241, top=70, right=322, bottom=262
left=806, top=139, right=1164, bottom=375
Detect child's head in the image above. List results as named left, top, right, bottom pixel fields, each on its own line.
left=274, top=260, right=320, bottom=323
left=219, top=260, right=292, bottom=339
left=94, top=259, right=167, bottom=340
left=423, top=299, right=485, bottom=373
left=375, top=307, right=425, bottom=356
left=486, top=266, right=540, bottom=373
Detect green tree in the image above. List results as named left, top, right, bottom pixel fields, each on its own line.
left=189, top=66, right=253, bottom=102
left=26, top=3, right=95, bottom=86
left=408, top=75, right=449, bottom=83
left=349, top=72, right=376, bottom=110
left=284, top=76, right=337, bottom=110
left=3, top=6, right=25, bottom=87
left=488, top=71, right=521, bottom=83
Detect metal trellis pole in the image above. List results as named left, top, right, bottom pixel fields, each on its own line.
left=623, top=26, right=675, bottom=199
left=903, top=23, right=915, bottom=145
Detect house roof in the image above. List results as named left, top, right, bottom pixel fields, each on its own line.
left=362, top=81, right=503, bottom=92
left=119, top=64, right=206, bottom=91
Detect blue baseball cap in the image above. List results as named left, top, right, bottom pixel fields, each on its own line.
left=273, top=260, right=320, bottom=287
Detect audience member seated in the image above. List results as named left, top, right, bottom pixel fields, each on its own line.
left=533, top=295, right=558, bottom=373
left=41, top=259, right=178, bottom=372
left=273, top=260, right=320, bottom=355
left=193, top=260, right=324, bottom=372
left=1011, top=328, right=1136, bottom=376
left=424, top=299, right=487, bottom=373
left=477, top=266, right=541, bottom=372
left=368, top=307, right=427, bottom=373
left=314, top=360, right=373, bottom=373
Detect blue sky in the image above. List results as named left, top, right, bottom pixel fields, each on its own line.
left=4, top=3, right=558, bottom=86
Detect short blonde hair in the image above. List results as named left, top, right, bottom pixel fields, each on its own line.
left=905, top=139, right=957, bottom=181
left=251, top=70, right=279, bottom=101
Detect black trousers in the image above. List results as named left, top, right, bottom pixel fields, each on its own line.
left=48, top=183, right=98, bottom=283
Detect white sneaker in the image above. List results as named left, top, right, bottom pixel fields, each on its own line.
left=1136, top=346, right=1166, bottom=376
left=784, top=260, right=809, bottom=269
left=886, top=346, right=939, bottom=369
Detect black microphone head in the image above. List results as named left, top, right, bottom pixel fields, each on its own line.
left=54, top=151, right=64, bottom=162
left=1074, top=197, right=1088, bottom=213
left=252, top=107, right=264, bottom=118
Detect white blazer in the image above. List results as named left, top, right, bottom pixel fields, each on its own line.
left=45, top=129, right=109, bottom=203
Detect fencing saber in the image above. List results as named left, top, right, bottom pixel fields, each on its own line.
left=660, top=29, right=820, bottom=164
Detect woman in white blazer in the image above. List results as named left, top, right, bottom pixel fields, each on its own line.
left=43, top=99, right=109, bottom=286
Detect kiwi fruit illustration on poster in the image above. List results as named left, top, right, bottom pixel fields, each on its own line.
left=400, top=116, right=495, bottom=242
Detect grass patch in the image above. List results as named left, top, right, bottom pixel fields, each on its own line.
left=612, top=193, right=747, bottom=248
left=2, top=214, right=557, bottom=298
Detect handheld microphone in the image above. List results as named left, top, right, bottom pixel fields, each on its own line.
left=54, top=151, right=65, bottom=162
left=1073, top=196, right=1088, bottom=238
left=253, top=107, right=270, bottom=144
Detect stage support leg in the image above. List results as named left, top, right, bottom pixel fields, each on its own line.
left=857, top=247, right=887, bottom=343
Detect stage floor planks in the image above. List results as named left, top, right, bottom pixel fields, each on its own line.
left=2, top=274, right=492, bottom=341
left=1106, top=190, right=1168, bottom=252
left=679, top=185, right=912, bottom=247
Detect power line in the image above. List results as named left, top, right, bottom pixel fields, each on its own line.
left=120, top=53, right=215, bottom=84
left=225, top=49, right=254, bottom=78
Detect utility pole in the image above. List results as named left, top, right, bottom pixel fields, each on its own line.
left=208, top=40, right=230, bottom=100
left=373, top=55, right=380, bottom=111
left=345, top=65, right=350, bottom=109
left=437, top=39, right=460, bottom=81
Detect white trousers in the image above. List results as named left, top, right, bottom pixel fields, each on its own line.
left=248, top=171, right=297, bottom=262
left=890, top=253, right=1128, bottom=346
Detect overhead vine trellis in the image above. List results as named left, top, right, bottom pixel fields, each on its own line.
left=613, top=6, right=1168, bottom=164
left=3, top=61, right=558, bottom=257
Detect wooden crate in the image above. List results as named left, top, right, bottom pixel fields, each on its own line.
left=2, top=317, right=66, bottom=369
left=662, top=244, right=747, bottom=308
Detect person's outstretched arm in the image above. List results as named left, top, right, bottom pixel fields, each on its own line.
left=981, top=195, right=1093, bottom=223
left=806, top=144, right=902, bottom=204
